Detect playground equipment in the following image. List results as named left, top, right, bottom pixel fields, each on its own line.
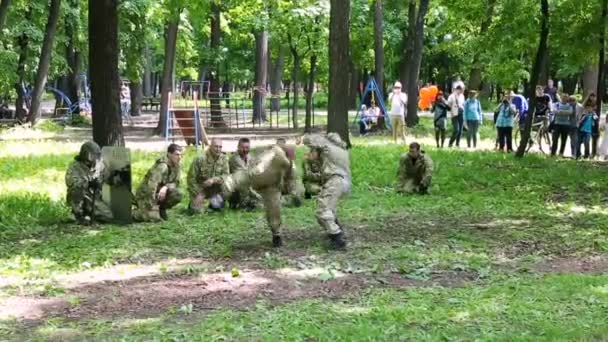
left=353, top=77, right=391, bottom=130
left=165, top=91, right=207, bottom=148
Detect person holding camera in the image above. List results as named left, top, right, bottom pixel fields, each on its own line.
left=495, top=96, right=517, bottom=152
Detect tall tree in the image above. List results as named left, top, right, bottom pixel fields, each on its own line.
left=89, top=0, right=124, bottom=146
left=269, top=46, right=286, bottom=112
left=516, top=0, right=550, bottom=158
left=596, top=0, right=607, bottom=152
left=253, top=30, right=268, bottom=123
left=399, top=1, right=416, bottom=87
left=14, top=8, right=32, bottom=122
left=0, top=0, right=11, bottom=35
left=373, top=0, right=384, bottom=93
left=328, top=0, right=350, bottom=146
left=156, top=7, right=181, bottom=136
left=209, top=1, right=224, bottom=127
left=288, top=33, right=303, bottom=129
left=28, top=0, right=62, bottom=124
left=467, top=0, right=497, bottom=92
left=405, top=0, right=429, bottom=127
left=65, top=0, right=82, bottom=113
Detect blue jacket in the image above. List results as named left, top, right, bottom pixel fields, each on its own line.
left=579, top=113, right=595, bottom=134
left=553, top=102, right=574, bottom=126
left=495, top=104, right=515, bottom=128
left=464, top=99, right=482, bottom=122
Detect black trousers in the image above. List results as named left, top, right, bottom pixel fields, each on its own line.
left=551, top=125, right=570, bottom=156
left=497, top=126, right=513, bottom=152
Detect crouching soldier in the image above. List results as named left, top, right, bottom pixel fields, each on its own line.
left=65, top=141, right=113, bottom=225
left=228, top=138, right=261, bottom=210
left=187, top=138, right=230, bottom=214
left=396, top=142, right=433, bottom=194
left=133, top=144, right=183, bottom=221
left=219, top=143, right=296, bottom=248
left=302, top=132, right=351, bottom=250
left=302, top=149, right=322, bottom=198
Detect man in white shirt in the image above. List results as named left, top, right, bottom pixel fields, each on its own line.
left=388, top=81, right=408, bottom=144
left=447, top=85, right=465, bottom=147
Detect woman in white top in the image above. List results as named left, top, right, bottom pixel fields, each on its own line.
left=447, top=85, right=465, bottom=147
left=388, top=81, right=408, bottom=144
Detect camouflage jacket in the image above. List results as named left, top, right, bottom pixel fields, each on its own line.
left=187, top=149, right=230, bottom=197
left=398, top=153, right=433, bottom=185
left=303, top=133, right=351, bottom=182
left=229, top=153, right=250, bottom=173
left=302, top=158, right=322, bottom=184
left=65, top=159, right=106, bottom=204
left=135, top=156, right=180, bottom=206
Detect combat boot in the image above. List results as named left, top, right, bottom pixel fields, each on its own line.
left=272, top=235, right=283, bottom=248
left=159, top=205, right=168, bottom=220
left=328, top=232, right=347, bottom=250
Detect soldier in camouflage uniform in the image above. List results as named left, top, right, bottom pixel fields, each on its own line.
left=302, top=149, right=322, bottom=198
left=228, top=138, right=261, bottom=210
left=396, top=142, right=433, bottom=194
left=218, top=144, right=296, bottom=248
left=276, top=138, right=304, bottom=207
left=187, top=138, right=231, bottom=214
left=133, top=144, right=183, bottom=221
left=65, top=141, right=113, bottom=224
left=302, top=132, right=351, bottom=249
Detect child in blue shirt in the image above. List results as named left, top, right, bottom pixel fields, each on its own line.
left=577, top=106, right=596, bottom=159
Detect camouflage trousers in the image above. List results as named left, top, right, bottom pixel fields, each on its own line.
left=229, top=188, right=261, bottom=210
left=67, top=190, right=113, bottom=223
left=222, top=171, right=282, bottom=236
left=304, top=182, right=322, bottom=197
left=133, top=188, right=183, bottom=222
left=316, top=175, right=350, bottom=235
left=396, top=177, right=432, bottom=194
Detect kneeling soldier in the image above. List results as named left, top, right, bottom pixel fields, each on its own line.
left=65, top=141, right=113, bottom=225
left=396, top=142, right=433, bottom=194
left=133, top=144, right=184, bottom=221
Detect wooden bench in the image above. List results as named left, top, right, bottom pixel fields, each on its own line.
left=142, top=97, right=161, bottom=112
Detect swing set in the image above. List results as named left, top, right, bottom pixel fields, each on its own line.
left=352, top=77, right=391, bottom=131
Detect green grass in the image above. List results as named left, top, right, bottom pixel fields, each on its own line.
left=1, top=134, right=608, bottom=340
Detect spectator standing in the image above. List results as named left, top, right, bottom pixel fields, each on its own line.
left=495, top=95, right=517, bottom=152
left=464, top=90, right=483, bottom=149
left=447, top=85, right=465, bottom=147
left=551, top=94, right=575, bottom=157
left=388, top=81, right=408, bottom=144
left=432, top=92, right=449, bottom=148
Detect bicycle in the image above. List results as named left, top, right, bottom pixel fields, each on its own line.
left=514, top=113, right=552, bottom=154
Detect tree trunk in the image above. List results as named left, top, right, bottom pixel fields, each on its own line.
left=516, top=0, right=549, bottom=157
left=66, top=1, right=81, bottom=114
left=270, top=46, right=285, bottom=112
left=291, top=53, right=300, bottom=129
left=373, top=0, right=384, bottom=95
left=328, top=0, right=351, bottom=146
left=0, top=0, right=11, bottom=36
left=597, top=0, right=607, bottom=118
left=348, top=58, right=358, bottom=109
left=468, top=0, right=497, bottom=91
left=582, top=64, right=598, bottom=98
left=400, top=0, right=416, bottom=87
left=28, top=0, right=62, bottom=124
left=89, top=0, right=123, bottom=146
left=209, top=2, right=224, bottom=126
left=143, top=44, right=152, bottom=97
left=538, top=48, right=550, bottom=86
left=405, top=0, right=429, bottom=127
left=253, top=30, right=268, bottom=123
left=305, top=53, right=317, bottom=133
left=14, top=9, right=31, bottom=122
left=129, top=82, right=142, bottom=116
left=156, top=11, right=180, bottom=135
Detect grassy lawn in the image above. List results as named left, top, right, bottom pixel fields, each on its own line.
left=1, top=133, right=607, bottom=340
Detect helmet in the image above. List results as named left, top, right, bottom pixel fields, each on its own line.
left=78, top=141, right=102, bottom=164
